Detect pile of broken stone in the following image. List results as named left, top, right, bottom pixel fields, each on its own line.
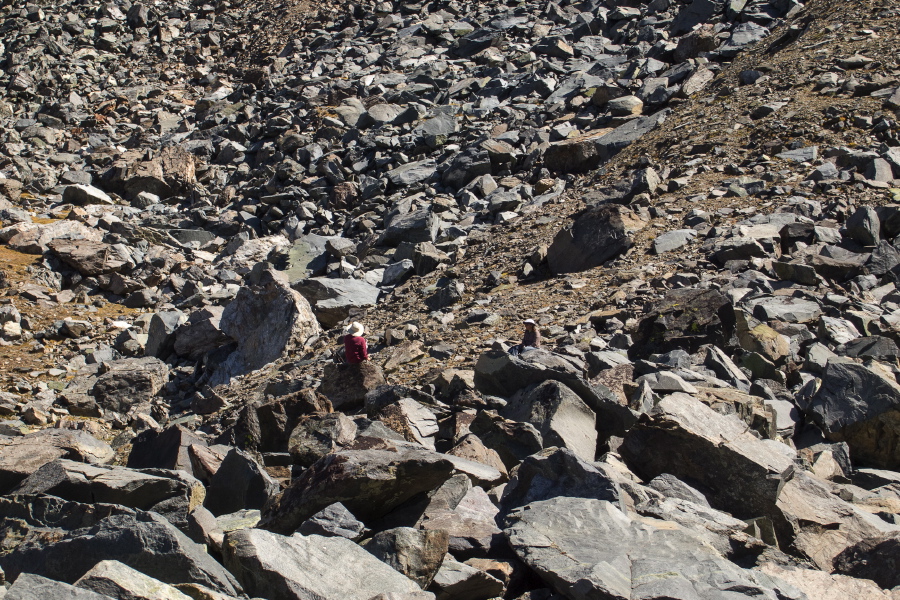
left=3, top=0, right=900, bottom=598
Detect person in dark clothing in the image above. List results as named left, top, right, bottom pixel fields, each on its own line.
left=509, top=318, right=541, bottom=356
left=343, top=321, right=369, bottom=364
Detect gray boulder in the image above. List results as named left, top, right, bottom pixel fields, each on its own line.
left=297, top=502, right=365, bottom=539
left=362, top=527, right=449, bottom=589
left=203, top=449, right=279, bottom=517
left=807, top=358, right=900, bottom=469
left=474, top=349, right=634, bottom=439
left=211, top=269, right=320, bottom=386
left=6, top=573, right=115, bottom=600
left=380, top=209, right=439, bottom=246
left=222, top=528, right=422, bottom=600
left=259, top=447, right=455, bottom=534
left=145, top=311, right=187, bottom=359
left=74, top=560, right=193, bottom=600
left=543, top=111, right=669, bottom=173
left=292, top=277, right=380, bottom=328
left=0, top=498, right=240, bottom=596
left=503, top=497, right=804, bottom=600
left=90, top=357, right=169, bottom=414
left=832, top=532, right=900, bottom=589
left=11, top=459, right=205, bottom=531
left=622, top=393, right=898, bottom=569
left=173, top=307, right=230, bottom=360
left=546, top=204, right=644, bottom=275
left=318, top=362, right=387, bottom=411
left=501, top=381, right=597, bottom=462
left=0, top=428, right=115, bottom=493
left=288, top=412, right=358, bottom=467
left=127, top=425, right=206, bottom=475
left=429, top=559, right=504, bottom=600
left=47, top=239, right=128, bottom=276
left=500, top=447, right=626, bottom=513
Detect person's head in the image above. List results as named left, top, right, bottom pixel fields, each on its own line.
left=346, top=322, right=365, bottom=337
left=523, top=318, right=536, bottom=331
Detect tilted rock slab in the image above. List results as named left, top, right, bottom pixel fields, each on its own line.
left=503, top=496, right=804, bottom=600
left=223, top=528, right=422, bottom=600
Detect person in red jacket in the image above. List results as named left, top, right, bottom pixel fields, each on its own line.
left=343, top=321, right=369, bottom=364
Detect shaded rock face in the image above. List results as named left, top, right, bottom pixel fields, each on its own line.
left=319, top=362, right=387, bottom=411
left=630, top=288, right=736, bottom=358
left=500, top=448, right=626, bottom=514
left=832, top=532, right=900, bottom=589
left=212, top=269, right=320, bottom=386
left=259, top=447, right=455, bottom=534
left=546, top=204, right=645, bottom=275
left=11, top=459, right=204, bottom=530
left=0, top=496, right=241, bottom=596
left=203, top=448, right=278, bottom=517
left=127, top=425, right=206, bottom=475
left=807, top=359, right=900, bottom=469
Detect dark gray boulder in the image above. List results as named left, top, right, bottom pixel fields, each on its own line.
left=546, top=204, right=644, bottom=275
left=362, top=527, right=449, bottom=589
left=259, top=447, right=455, bottom=534
left=832, top=532, right=900, bottom=589
left=473, top=349, right=634, bottom=439
left=0, top=428, right=115, bottom=494
left=127, top=425, right=206, bottom=475
left=500, top=448, right=626, bottom=514
left=203, top=448, right=279, bottom=517
left=89, top=357, right=169, bottom=414
left=11, top=459, right=204, bottom=531
left=807, top=358, right=900, bottom=469
left=501, top=381, right=597, bottom=462
left=0, top=496, right=241, bottom=596
left=297, top=502, right=366, bottom=539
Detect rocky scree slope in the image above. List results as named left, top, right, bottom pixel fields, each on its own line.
left=3, top=0, right=900, bottom=599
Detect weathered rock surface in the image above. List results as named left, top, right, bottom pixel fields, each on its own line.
left=0, top=496, right=241, bottom=595
left=504, top=497, right=802, bottom=600
left=259, top=447, right=455, bottom=534
left=807, top=359, right=900, bottom=469
left=0, top=429, right=115, bottom=493
left=223, top=528, right=422, bottom=600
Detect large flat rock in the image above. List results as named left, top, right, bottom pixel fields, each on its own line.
left=223, top=528, right=422, bottom=600
left=503, top=497, right=804, bottom=600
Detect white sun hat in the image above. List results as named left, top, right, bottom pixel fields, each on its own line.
left=346, top=322, right=365, bottom=336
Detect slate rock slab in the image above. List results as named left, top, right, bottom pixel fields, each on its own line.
left=6, top=573, right=115, bottom=600
left=503, top=497, right=804, bottom=600
left=0, top=497, right=240, bottom=596
left=223, top=528, right=422, bottom=600
left=0, top=428, right=115, bottom=493
left=260, top=447, right=455, bottom=534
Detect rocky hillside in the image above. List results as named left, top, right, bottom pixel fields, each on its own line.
left=2, top=0, right=900, bottom=598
